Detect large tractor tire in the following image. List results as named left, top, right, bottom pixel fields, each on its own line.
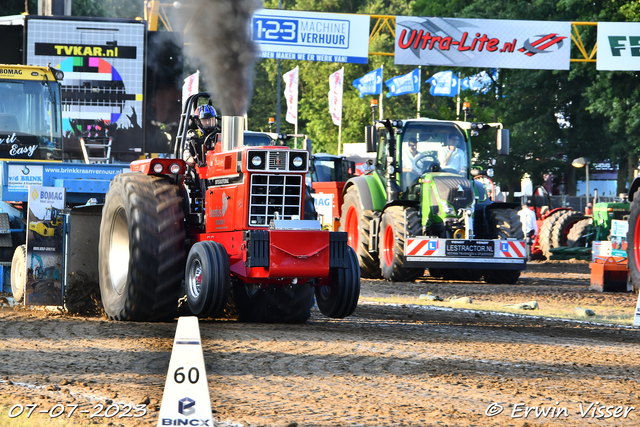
left=566, top=218, right=593, bottom=248
left=379, top=206, right=423, bottom=282
left=10, top=244, right=27, bottom=303
left=315, top=246, right=360, bottom=318
left=340, top=186, right=380, bottom=278
left=484, top=208, right=523, bottom=285
left=185, top=241, right=230, bottom=318
left=551, top=210, right=586, bottom=249
left=538, top=210, right=568, bottom=259
left=99, top=173, right=186, bottom=321
left=233, top=282, right=314, bottom=323
left=627, top=188, right=640, bottom=292
left=304, top=185, right=318, bottom=221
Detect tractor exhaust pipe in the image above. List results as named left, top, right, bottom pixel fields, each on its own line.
left=221, top=116, right=245, bottom=151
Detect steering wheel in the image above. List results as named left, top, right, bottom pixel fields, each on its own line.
left=413, top=152, right=439, bottom=173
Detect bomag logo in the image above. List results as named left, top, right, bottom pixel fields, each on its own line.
left=0, top=69, right=23, bottom=75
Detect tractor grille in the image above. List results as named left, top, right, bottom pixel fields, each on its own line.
left=268, top=151, right=287, bottom=170
left=432, top=176, right=474, bottom=212
left=248, top=174, right=302, bottom=226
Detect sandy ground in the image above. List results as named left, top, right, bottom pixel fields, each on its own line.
left=0, top=261, right=638, bottom=427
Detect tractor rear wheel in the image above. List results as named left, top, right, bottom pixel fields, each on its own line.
left=430, top=269, right=482, bottom=281
left=99, top=173, right=186, bottom=321
left=551, top=210, right=586, bottom=249
left=538, top=210, right=568, bottom=259
left=185, top=241, right=230, bottom=318
left=485, top=208, right=523, bottom=284
left=232, top=282, right=314, bottom=323
left=340, top=186, right=380, bottom=278
left=10, top=244, right=26, bottom=303
left=379, top=206, right=423, bottom=282
left=627, top=188, right=640, bottom=292
left=483, top=270, right=521, bottom=285
left=315, top=246, right=360, bottom=318
left=567, top=218, right=593, bottom=248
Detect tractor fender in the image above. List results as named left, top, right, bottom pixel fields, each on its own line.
left=342, top=175, right=386, bottom=212
left=629, top=177, right=640, bottom=202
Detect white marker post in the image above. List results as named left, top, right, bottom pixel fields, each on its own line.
left=157, top=317, right=214, bottom=427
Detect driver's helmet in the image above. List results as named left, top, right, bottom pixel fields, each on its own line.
left=196, top=105, right=217, bottom=131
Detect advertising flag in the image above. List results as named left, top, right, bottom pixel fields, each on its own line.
left=460, top=70, right=495, bottom=93
left=182, top=71, right=200, bottom=109
left=352, top=67, right=383, bottom=97
left=328, top=68, right=344, bottom=126
left=283, top=66, right=299, bottom=125
left=385, top=68, right=421, bottom=98
left=426, top=71, right=459, bottom=97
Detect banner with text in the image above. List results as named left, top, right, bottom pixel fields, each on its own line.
left=597, top=22, right=640, bottom=71
left=252, top=9, right=370, bottom=64
left=395, top=17, right=571, bottom=70
left=26, top=186, right=65, bottom=307
left=328, top=68, right=344, bottom=126
left=283, top=66, right=299, bottom=124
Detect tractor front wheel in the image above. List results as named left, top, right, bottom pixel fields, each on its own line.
left=185, top=241, right=230, bottom=318
left=315, top=246, right=360, bottom=318
left=99, top=173, right=186, bottom=321
left=340, top=186, right=380, bottom=278
left=379, top=206, right=423, bottom=282
left=10, top=244, right=26, bottom=303
left=627, top=189, right=640, bottom=292
left=485, top=208, right=523, bottom=285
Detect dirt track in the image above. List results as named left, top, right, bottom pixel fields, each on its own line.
left=0, top=261, right=639, bottom=427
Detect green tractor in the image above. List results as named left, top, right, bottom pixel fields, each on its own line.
left=339, top=118, right=526, bottom=284
left=567, top=198, right=630, bottom=248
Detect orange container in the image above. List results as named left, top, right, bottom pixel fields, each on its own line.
left=589, top=257, right=629, bottom=292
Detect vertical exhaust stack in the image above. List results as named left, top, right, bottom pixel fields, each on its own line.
left=221, top=116, right=245, bottom=152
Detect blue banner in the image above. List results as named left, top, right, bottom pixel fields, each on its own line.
left=385, top=68, right=421, bottom=98
left=352, top=67, right=383, bottom=97
left=426, top=71, right=459, bottom=97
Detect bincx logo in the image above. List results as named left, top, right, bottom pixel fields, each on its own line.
left=161, top=419, right=211, bottom=426
left=178, top=397, right=195, bottom=416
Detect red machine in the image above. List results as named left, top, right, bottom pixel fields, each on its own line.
left=97, top=93, right=360, bottom=323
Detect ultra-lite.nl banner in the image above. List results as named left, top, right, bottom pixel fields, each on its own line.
left=395, top=17, right=571, bottom=70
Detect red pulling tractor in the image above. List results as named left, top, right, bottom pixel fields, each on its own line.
left=97, top=93, right=360, bottom=322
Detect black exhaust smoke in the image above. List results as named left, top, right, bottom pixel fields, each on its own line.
left=180, top=0, right=261, bottom=116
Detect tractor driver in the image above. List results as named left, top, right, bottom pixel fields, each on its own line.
left=183, top=104, right=219, bottom=167
left=438, top=132, right=468, bottom=175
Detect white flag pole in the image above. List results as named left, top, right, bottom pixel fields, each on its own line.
left=379, top=65, right=384, bottom=121
left=417, top=66, right=421, bottom=118
left=456, top=72, right=461, bottom=119
left=338, top=67, right=344, bottom=154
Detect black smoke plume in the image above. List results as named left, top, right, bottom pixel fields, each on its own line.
left=180, top=0, right=262, bottom=116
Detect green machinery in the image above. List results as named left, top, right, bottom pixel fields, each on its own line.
left=339, top=118, right=526, bottom=284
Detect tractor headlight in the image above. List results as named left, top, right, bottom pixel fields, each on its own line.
left=442, top=203, right=456, bottom=216
left=169, top=163, right=182, bottom=174
left=292, top=156, right=303, bottom=168
left=153, top=163, right=164, bottom=174
left=251, top=155, right=262, bottom=167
